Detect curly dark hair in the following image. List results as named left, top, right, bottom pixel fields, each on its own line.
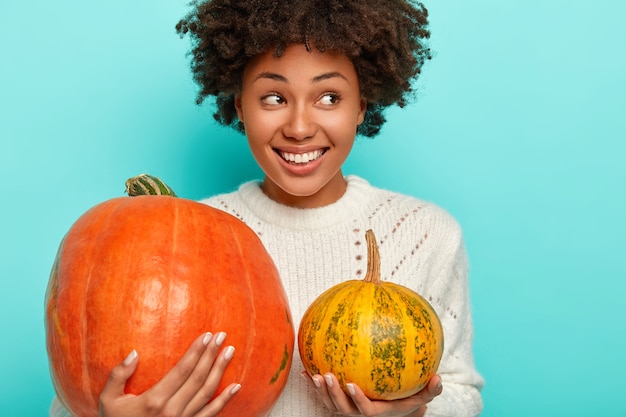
left=176, top=0, right=431, bottom=137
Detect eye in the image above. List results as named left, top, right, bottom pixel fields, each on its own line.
left=318, top=93, right=340, bottom=106
left=262, top=94, right=285, bottom=105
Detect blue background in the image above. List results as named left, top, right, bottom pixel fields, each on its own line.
left=1, top=0, right=625, bottom=415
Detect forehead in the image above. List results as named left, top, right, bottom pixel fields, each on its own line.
left=243, top=43, right=359, bottom=84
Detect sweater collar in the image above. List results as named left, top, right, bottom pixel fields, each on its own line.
left=236, top=175, right=374, bottom=230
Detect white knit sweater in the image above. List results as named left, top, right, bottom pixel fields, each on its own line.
left=50, top=175, right=483, bottom=417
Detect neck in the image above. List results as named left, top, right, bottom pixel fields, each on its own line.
left=261, top=174, right=347, bottom=208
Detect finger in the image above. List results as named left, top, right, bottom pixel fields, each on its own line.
left=300, top=371, right=325, bottom=393
left=182, top=337, right=236, bottom=415
left=323, top=373, right=360, bottom=415
left=99, top=350, right=139, bottom=409
left=195, top=383, right=241, bottom=417
left=343, top=382, right=384, bottom=416
left=429, top=374, right=443, bottom=396
left=412, top=374, right=443, bottom=402
left=346, top=375, right=443, bottom=417
left=198, top=344, right=236, bottom=397
left=307, top=373, right=339, bottom=413
left=147, top=332, right=214, bottom=401
left=166, top=332, right=229, bottom=415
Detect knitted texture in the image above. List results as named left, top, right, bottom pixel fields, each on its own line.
left=49, top=176, right=483, bottom=417
left=204, top=176, right=483, bottom=417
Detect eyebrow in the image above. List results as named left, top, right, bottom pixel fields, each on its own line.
left=254, top=72, right=288, bottom=83
left=253, top=71, right=349, bottom=84
left=312, top=72, right=349, bottom=83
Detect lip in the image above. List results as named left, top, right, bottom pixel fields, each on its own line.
left=273, top=147, right=329, bottom=176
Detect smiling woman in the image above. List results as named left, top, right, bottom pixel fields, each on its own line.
left=3, top=0, right=626, bottom=415
left=48, top=1, right=484, bottom=417
left=235, top=45, right=366, bottom=208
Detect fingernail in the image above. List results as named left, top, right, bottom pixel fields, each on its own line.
left=123, top=349, right=137, bottom=366
left=436, top=380, right=443, bottom=392
left=215, top=332, right=227, bottom=346
left=312, top=376, right=321, bottom=388
left=230, top=383, right=241, bottom=395
left=324, top=374, right=333, bottom=387
left=346, top=383, right=356, bottom=396
left=224, top=346, right=235, bottom=360
left=202, top=332, right=213, bottom=346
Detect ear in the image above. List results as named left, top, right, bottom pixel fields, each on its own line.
left=357, top=97, right=367, bottom=126
left=234, top=95, right=244, bottom=122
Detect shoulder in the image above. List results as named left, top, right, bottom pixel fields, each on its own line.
left=200, top=181, right=255, bottom=206
left=199, top=181, right=261, bottom=219
left=364, top=180, right=463, bottom=245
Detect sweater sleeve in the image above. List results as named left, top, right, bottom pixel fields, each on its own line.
left=422, top=231, right=484, bottom=417
left=50, top=397, right=73, bottom=417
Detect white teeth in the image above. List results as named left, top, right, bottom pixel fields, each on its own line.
left=280, top=150, right=323, bottom=164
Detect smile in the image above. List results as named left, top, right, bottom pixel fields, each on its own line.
left=278, top=149, right=327, bottom=165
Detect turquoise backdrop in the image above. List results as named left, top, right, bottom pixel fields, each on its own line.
left=1, top=0, right=624, bottom=415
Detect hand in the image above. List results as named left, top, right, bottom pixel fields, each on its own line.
left=302, top=372, right=443, bottom=417
left=99, top=332, right=240, bottom=417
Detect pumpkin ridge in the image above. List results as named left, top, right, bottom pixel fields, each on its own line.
left=269, top=344, right=290, bottom=384
left=392, top=285, right=443, bottom=387
left=301, top=282, right=346, bottom=375
left=47, top=247, right=63, bottom=338
left=86, top=201, right=124, bottom=408
left=344, top=283, right=367, bottom=385
left=227, top=216, right=256, bottom=385
left=320, top=283, right=351, bottom=370
left=368, top=285, right=406, bottom=396
left=163, top=199, right=188, bottom=367
left=329, top=282, right=364, bottom=386
left=326, top=284, right=353, bottom=384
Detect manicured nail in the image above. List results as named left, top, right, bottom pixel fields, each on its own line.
left=224, top=346, right=235, bottom=360
left=324, top=374, right=333, bottom=387
left=436, top=380, right=443, bottom=392
left=300, top=372, right=310, bottom=383
left=230, top=383, right=242, bottom=395
left=202, top=332, right=213, bottom=346
left=123, top=349, right=137, bottom=366
left=215, top=332, right=227, bottom=346
left=312, top=376, right=321, bottom=388
left=346, top=383, right=356, bottom=396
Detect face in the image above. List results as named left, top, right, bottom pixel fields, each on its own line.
left=235, top=44, right=366, bottom=208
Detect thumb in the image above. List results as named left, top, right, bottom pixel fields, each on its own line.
left=101, top=350, right=139, bottom=399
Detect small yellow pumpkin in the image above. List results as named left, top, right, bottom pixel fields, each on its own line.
left=298, top=229, right=443, bottom=400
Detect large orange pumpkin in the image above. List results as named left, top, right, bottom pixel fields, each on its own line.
left=45, top=175, right=294, bottom=417
left=298, top=229, right=443, bottom=400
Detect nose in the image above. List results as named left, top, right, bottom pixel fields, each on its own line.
left=282, top=105, right=317, bottom=140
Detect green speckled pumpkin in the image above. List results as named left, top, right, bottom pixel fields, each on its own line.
left=298, top=229, right=443, bottom=400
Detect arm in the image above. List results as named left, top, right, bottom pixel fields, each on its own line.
left=50, top=397, right=73, bottom=417
left=421, top=231, right=484, bottom=417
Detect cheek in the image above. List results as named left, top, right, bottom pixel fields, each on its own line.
left=322, top=111, right=362, bottom=139
left=244, top=120, right=277, bottom=157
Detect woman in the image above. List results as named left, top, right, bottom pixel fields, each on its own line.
left=51, top=1, right=484, bottom=416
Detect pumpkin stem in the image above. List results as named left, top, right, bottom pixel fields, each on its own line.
left=125, top=174, right=177, bottom=197
left=363, top=229, right=381, bottom=284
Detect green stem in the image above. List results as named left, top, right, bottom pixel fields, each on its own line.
left=125, top=174, right=177, bottom=197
